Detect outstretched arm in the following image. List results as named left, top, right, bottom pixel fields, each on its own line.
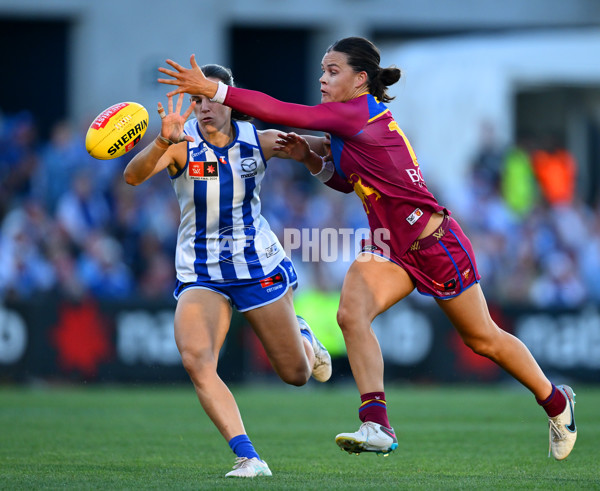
left=158, top=56, right=364, bottom=137
left=123, top=94, right=195, bottom=186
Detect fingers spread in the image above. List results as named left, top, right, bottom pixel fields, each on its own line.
left=165, top=59, right=184, bottom=70
left=157, top=67, right=179, bottom=77
left=183, top=100, right=196, bottom=118
left=175, top=93, right=184, bottom=112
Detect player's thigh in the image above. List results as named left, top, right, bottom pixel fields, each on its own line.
left=174, top=288, right=233, bottom=358
left=242, top=289, right=306, bottom=363
left=434, top=283, right=496, bottom=342
left=339, top=253, right=415, bottom=323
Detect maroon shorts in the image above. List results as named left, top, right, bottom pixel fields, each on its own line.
left=361, top=216, right=481, bottom=299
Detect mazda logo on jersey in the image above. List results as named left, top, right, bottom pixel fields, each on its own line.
left=189, top=161, right=219, bottom=180
left=260, top=273, right=284, bottom=288
left=241, top=158, right=257, bottom=172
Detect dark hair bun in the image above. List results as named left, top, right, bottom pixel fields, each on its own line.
left=380, top=67, right=401, bottom=86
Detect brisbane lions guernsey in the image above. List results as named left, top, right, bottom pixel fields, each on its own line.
left=170, top=119, right=285, bottom=282
left=224, top=88, right=447, bottom=259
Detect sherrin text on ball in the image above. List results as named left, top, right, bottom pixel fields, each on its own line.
left=86, top=101, right=149, bottom=160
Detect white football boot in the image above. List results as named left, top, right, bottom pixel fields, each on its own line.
left=335, top=421, right=398, bottom=456
left=548, top=385, right=577, bottom=460
left=297, top=316, right=332, bottom=382
left=225, top=457, right=272, bottom=478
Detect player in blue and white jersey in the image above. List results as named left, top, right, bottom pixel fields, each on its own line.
left=124, top=64, right=332, bottom=478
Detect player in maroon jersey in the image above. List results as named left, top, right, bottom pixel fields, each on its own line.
left=158, top=37, right=577, bottom=461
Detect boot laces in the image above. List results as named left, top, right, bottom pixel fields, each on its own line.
left=232, top=457, right=251, bottom=469
left=548, top=418, right=564, bottom=457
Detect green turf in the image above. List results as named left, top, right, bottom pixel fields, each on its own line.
left=1, top=384, right=598, bottom=489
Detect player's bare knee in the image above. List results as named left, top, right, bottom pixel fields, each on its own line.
left=277, top=362, right=311, bottom=386
left=336, top=304, right=354, bottom=331
left=459, top=320, right=503, bottom=359
left=179, top=349, right=216, bottom=382
left=462, top=335, right=499, bottom=360
left=337, top=305, right=367, bottom=335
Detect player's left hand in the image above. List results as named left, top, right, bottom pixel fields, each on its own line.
left=157, top=94, right=195, bottom=144
left=273, top=132, right=312, bottom=162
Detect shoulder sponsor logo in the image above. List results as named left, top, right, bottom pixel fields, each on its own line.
left=191, top=145, right=208, bottom=159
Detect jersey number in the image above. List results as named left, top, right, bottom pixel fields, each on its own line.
left=388, top=120, right=419, bottom=166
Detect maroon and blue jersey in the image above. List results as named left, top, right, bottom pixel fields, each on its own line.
left=224, top=88, right=447, bottom=259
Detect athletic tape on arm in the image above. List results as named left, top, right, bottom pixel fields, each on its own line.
left=311, top=158, right=335, bottom=182
left=210, top=81, right=229, bottom=104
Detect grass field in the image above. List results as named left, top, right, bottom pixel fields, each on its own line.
left=1, top=383, right=599, bottom=489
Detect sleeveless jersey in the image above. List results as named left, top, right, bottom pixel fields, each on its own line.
left=170, top=119, right=285, bottom=282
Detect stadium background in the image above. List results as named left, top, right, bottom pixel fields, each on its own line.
left=1, top=0, right=600, bottom=385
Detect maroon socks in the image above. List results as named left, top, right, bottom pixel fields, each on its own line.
left=359, top=391, right=391, bottom=428
left=537, top=384, right=567, bottom=417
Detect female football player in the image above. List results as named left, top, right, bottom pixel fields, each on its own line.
left=158, top=38, right=577, bottom=461
left=125, top=64, right=332, bottom=478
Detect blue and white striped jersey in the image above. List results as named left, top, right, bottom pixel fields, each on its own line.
left=170, top=119, right=285, bottom=282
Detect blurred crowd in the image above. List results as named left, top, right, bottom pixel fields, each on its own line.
left=453, top=122, right=600, bottom=308
left=1, top=111, right=599, bottom=308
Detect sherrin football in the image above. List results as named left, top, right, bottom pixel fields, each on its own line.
left=85, top=101, right=149, bottom=160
